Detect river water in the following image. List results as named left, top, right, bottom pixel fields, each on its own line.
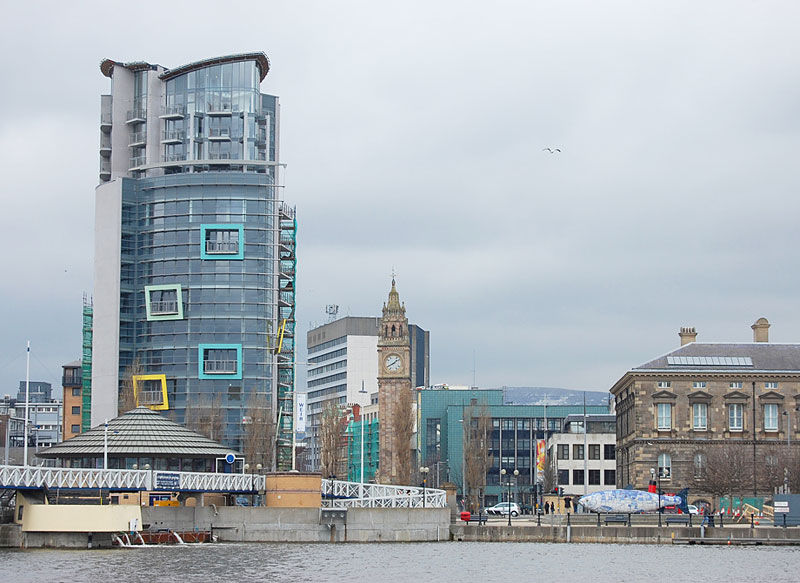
left=1, top=542, right=798, bottom=582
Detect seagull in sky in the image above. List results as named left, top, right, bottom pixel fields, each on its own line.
left=542, top=148, right=561, bottom=153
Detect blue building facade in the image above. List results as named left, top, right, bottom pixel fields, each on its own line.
left=417, top=388, right=609, bottom=506
left=93, top=53, right=295, bottom=467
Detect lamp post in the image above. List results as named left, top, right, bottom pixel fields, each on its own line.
left=359, top=381, right=368, bottom=486
left=651, top=467, right=662, bottom=527
left=752, top=381, right=757, bottom=498
left=500, top=468, right=519, bottom=527
left=23, top=341, right=30, bottom=466
left=420, top=466, right=429, bottom=508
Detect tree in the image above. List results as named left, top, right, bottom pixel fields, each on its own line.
left=696, top=443, right=751, bottom=509
left=187, top=393, right=224, bottom=442
left=393, top=386, right=415, bottom=486
left=542, top=448, right=559, bottom=494
left=462, top=402, right=492, bottom=512
left=241, top=392, right=276, bottom=472
left=320, top=400, right=345, bottom=478
left=118, top=359, right=142, bottom=415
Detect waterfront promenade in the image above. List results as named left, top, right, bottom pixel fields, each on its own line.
left=451, top=513, right=800, bottom=545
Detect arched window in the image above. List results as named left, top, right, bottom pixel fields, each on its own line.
left=693, top=452, right=706, bottom=479
left=391, top=324, right=396, bottom=336
left=658, top=453, right=671, bottom=479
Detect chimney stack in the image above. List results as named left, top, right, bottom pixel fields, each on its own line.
left=679, top=326, right=697, bottom=346
left=752, top=317, right=770, bottom=343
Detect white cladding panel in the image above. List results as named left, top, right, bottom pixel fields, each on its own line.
left=345, top=335, right=378, bottom=407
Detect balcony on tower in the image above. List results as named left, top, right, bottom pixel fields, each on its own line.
left=161, top=129, right=185, bottom=144
left=159, top=105, right=186, bottom=120
left=128, top=130, right=147, bottom=147
left=208, top=128, right=232, bottom=141
left=126, top=107, right=147, bottom=124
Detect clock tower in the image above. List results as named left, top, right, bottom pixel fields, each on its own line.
left=377, top=277, right=412, bottom=484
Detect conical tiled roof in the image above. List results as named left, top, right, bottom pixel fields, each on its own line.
left=37, top=407, right=238, bottom=459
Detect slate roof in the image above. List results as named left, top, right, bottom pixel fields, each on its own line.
left=634, top=343, right=800, bottom=372
left=37, top=407, right=238, bottom=459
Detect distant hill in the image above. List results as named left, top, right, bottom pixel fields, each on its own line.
left=499, top=386, right=611, bottom=407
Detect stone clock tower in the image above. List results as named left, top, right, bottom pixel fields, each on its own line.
left=377, top=277, right=412, bottom=484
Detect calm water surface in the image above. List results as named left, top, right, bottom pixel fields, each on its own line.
left=1, top=542, right=798, bottom=582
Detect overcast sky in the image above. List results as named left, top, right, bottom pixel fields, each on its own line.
left=2, top=1, right=800, bottom=398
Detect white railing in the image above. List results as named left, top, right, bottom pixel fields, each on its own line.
left=321, top=479, right=447, bottom=509
left=1, top=466, right=445, bottom=506
left=0, top=465, right=264, bottom=493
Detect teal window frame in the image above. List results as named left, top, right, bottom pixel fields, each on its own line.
left=145, top=284, right=184, bottom=321
left=198, top=343, right=242, bottom=380
left=200, top=224, right=244, bottom=260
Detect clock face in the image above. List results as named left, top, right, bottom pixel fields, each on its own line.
left=385, top=354, right=402, bottom=372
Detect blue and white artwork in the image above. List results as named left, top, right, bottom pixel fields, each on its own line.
left=578, top=488, right=688, bottom=514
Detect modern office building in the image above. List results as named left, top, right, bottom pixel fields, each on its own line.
left=547, top=414, right=616, bottom=497
left=611, top=318, right=800, bottom=500
left=13, top=382, right=62, bottom=451
left=416, top=387, right=609, bottom=507
left=305, top=314, right=429, bottom=472
left=92, top=52, right=296, bottom=467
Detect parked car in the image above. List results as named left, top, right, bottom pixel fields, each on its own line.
left=486, top=502, right=520, bottom=517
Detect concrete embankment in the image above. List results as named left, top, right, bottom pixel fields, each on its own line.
left=450, top=523, right=800, bottom=545
left=145, top=506, right=449, bottom=543
left=1, top=506, right=450, bottom=547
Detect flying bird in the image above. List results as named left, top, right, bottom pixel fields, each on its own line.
left=542, top=148, right=561, bottom=153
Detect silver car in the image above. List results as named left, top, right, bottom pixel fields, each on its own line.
left=486, top=502, right=520, bottom=517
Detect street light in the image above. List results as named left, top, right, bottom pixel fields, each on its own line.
left=420, top=466, right=429, bottom=508
left=500, top=468, right=519, bottom=527
left=359, top=381, right=368, bottom=486
left=650, top=467, right=662, bottom=527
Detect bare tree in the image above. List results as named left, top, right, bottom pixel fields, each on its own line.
left=188, top=393, right=224, bottom=443
left=241, top=392, right=276, bottom=471
left=462, top=403, right=493, bottom=512
left=118, top=359, right=142, bottom=415
left=542, top=449, right=559, bottom=495
left=320, top=400, right=345, bottom=478
left=697, top=443, right=751, bottom=509
left=393, top=387, right=415, bottom=486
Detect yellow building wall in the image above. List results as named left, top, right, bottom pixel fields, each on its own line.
left=265, top=472, right=322, bottom=507
left=20, top=503, right=143, bottom=533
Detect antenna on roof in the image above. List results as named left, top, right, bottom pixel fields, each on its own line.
left=325, top=304, right=339, bottom=322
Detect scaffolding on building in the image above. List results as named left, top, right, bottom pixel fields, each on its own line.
left=275, top=202, right=296, bottom=470
left=81, top=294, right=93, bottom=432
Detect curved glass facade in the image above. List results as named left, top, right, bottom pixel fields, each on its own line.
left=161, top=61, right=276, bottom=167
left=121, top=173, right=277, bottom=447
left=95, top=54, right=294, bottom=462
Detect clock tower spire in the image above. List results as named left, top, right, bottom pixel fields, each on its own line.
left=377, top=276, right=412, bottom=484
